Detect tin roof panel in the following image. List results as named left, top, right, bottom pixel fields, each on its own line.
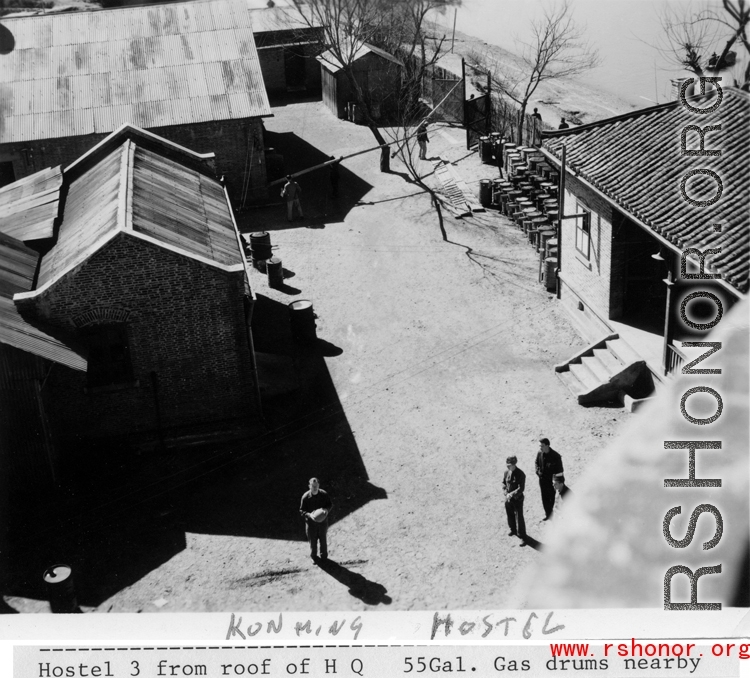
left=0, top=166, right=63, bottom=241
left=0, top=0, right=270, bottom=143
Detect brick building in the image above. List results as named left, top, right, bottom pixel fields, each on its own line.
left=541, top=88, right=749, bottom=378
left=4, top=124, right=262, bottom=458
left=0, top=0, right=272, bottom=206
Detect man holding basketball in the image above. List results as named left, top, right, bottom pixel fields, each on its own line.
left=300, top=477, right=333, bottom=563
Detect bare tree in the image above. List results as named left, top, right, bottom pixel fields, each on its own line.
left=658, top=0, right=750, bottom=91
left=491, top=1, right=599, bottom=143
left=291, top=0, right=458, bottom=171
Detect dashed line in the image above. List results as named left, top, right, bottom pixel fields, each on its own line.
left=38, top=645, right=425, bottom=652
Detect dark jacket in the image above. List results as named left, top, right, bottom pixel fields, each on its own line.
left=503, top=467, right=526, bottom=502
left=300, top=489, right=332, bottom=525
left=535, top=448, right=563, bottom=479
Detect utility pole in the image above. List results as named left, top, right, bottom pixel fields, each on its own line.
left=451, top=8, right=457, bottom=53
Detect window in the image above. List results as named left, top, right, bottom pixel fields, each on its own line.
left=84, top=324, right=133, bottom=387
left=574, top=203, right=591, bottom=260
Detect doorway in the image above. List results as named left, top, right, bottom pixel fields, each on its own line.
left=284, top=47, right=306, bottom=91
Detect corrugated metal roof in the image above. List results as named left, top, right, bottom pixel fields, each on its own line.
left=317, top=42, right=403, bottom=74
left=249, top=6, right=316, bottom=34
left=32, top=127, right=241, bottom=296
left=130, top=145, right=240, bottom=267
left=0, top=0, right=272, bottom=144
left=0, top=165, right=63, bottom=241
left=543, top=88, right=750, bottom=294
left=37, top=142, right=124, bottom=288
left=0, top=232, right=86, bottom=371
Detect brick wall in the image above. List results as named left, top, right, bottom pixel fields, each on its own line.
left=16, top=233, right=261, bottom=447
left=0, top=117, right=268, bottom=204
left=559, top=173, right=615, bottom=325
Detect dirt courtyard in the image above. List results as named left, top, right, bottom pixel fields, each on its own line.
left=7, top=101, right=631, bottom=614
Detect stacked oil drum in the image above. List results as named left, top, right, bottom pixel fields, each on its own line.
left=242, top=232, right=317, bottom=344
left=244, top=232, right=285, bottom=289
left=484, top=142, right=561, bottom=293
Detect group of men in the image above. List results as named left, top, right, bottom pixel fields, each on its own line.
left=300, top=438, right=571, bottom=563
left=503, top=437, right=571, bottom=545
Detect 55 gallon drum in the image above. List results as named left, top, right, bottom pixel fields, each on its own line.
left=289, top=300, right=317, bottom=343
left=479, top=179, right=492, bottom=207
left=248, top=232, right=272, bottom=268
left=43, top=564, right=79, bottom=613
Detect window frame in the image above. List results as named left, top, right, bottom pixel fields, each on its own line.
left=574, top=202, right=592, bottom=260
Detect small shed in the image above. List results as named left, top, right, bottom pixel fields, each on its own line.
left=251, top=5, right=324, bottom=95
left=317, top=43, right=403, bottom=121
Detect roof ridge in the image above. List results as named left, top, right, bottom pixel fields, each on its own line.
left=543, top=100, right=679, bottom=137
left=543, top=86, right=748, bottom=139
left=116, top=139, right=134, bottom=234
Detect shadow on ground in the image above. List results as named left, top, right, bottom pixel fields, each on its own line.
left=317, top=558, right=392, bottom=605
left=182, top=294, right=387, bottom=543
left=1, top=296, right=385, bottom=608
left=235, top=130, right=374, bottom=232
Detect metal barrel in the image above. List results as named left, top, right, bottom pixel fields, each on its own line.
left=479, top=136, right=493, bottom=163
left=479, top=179, right=492, bottom=207
left=248, top=232, right=272, bottom=266
left=543, top=257, right=557, bottom=292
left=266, top=256, right=284, bottom=289
left=43, top=564, right=79, bottom=613
left=288, top=300, right=317, bottom=343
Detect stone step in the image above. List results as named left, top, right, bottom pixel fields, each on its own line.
left=557, top=368, right=585, bottom=396
left=569, top=361, right=600, bottom=392
left=593, top=347, right=623, bottom=373
left=581, top=354, right=611, bottom=382
left=607, top=338, right=642, bottom=366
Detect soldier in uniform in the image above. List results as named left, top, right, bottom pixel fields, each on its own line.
left=503, top=455, right=527, bottom=545
left=535, top=437, right=563, bottom=521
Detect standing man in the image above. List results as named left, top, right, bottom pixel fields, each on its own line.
left=503, top=455, right=527, bottom=544
left=552, top=473, right=572, bottom=515
left=300, top=477, right=332, bottom=563
left=531, top=108, right=543, bottom=145
left=416, top=121, right=429, bottom=160
left=281, top=175, right=304, bottom=222
left=535, top=437, right=563, bottom=521
left=558, top=117, right=570, bottom=130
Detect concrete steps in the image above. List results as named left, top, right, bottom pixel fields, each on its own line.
left=555, top=334, right=649, bottom=405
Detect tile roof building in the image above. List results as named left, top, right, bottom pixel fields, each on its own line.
left=0, top=0, right=273, bottom=205
left=3, top=125, right=263, bottom=462
left=541, top=87, right=748, bottom=375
